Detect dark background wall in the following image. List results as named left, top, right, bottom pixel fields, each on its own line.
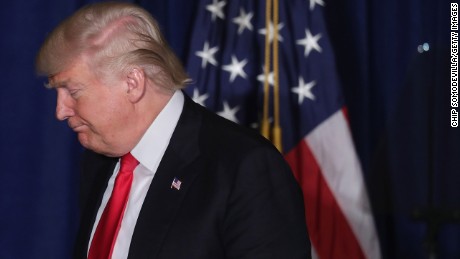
left=0, top=0, right=458, bottom=258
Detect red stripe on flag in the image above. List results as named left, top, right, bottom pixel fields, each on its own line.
left=285, top=140, right=366, bottom=259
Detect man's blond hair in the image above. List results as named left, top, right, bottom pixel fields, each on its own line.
left=36, top=2, right=189, bottom=90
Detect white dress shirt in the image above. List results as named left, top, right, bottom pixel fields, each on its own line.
left=88, top=90, right=184, bottom=259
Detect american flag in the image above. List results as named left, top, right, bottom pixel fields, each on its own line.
left=184, top=0, right=381, bottom=258
left=171, top=177, right=182, bottom=190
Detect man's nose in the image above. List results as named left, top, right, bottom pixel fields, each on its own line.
left=55, top=90, right=74, bottom=121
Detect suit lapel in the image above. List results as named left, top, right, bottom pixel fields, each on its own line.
left=74, top=152, right=117, bottom=259
left=128, top=94, right=203, bottom=259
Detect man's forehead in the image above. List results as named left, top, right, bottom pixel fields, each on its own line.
left=47, top=55, right=92, bottom=87
left=47, top=60, right=85, bottom=88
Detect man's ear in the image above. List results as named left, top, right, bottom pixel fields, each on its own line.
left=126, top=67, right=146, bottom=103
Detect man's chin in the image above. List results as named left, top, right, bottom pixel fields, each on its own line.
left=77, top=134, right=95, bottom=151
left=77, top=134, right=120, bottom=157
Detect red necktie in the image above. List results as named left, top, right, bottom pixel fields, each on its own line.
left=88, top=152, right=139, bottom=259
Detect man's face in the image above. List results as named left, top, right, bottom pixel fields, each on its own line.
left=50, top=58, right=133, bottom=156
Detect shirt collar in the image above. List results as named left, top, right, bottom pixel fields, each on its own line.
left=131, top=90, right=184, bottom=173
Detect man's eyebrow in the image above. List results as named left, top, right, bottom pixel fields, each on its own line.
left=44, top=79, right=70, bottom=89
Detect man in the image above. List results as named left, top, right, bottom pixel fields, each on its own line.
left=36, top=2, right=311, bottom=258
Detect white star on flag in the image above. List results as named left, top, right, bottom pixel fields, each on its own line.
left=257, top=69, right=275, bottom=87
left=206, top=0, right=226, bottom=21
left=258, top=22, right=284, bottom=43
left=250, top=117, right=273, bottom=129
left=232, top=8, right=254, bottom=34
left=222, top=55, right=248, bottom=82
left=309, top=0, right=325, bottom=10
left=195, top=41, right=219, bottom=68
left=217, top=102, right=240, bottom=123
left=296, top=29, right=322, bottom=57
left=291, top=77, right=316, bottom=104
left=192, top=88, right=209, bottom=107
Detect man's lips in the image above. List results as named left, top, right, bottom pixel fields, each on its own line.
left=69, top=122, right=86, bottom=132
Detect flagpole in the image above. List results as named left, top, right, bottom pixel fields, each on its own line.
left=272, top=0, right=283, bottom=152
left=261, top=0, right=272, bottom=140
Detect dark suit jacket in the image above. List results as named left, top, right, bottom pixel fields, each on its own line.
left=74, top=93, right=311, bottom=259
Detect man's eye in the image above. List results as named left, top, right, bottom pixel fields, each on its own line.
left=69, top=89, right=79, bottom=97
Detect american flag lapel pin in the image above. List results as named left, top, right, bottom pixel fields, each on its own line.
left=171, top=177, right=182, bottom=190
